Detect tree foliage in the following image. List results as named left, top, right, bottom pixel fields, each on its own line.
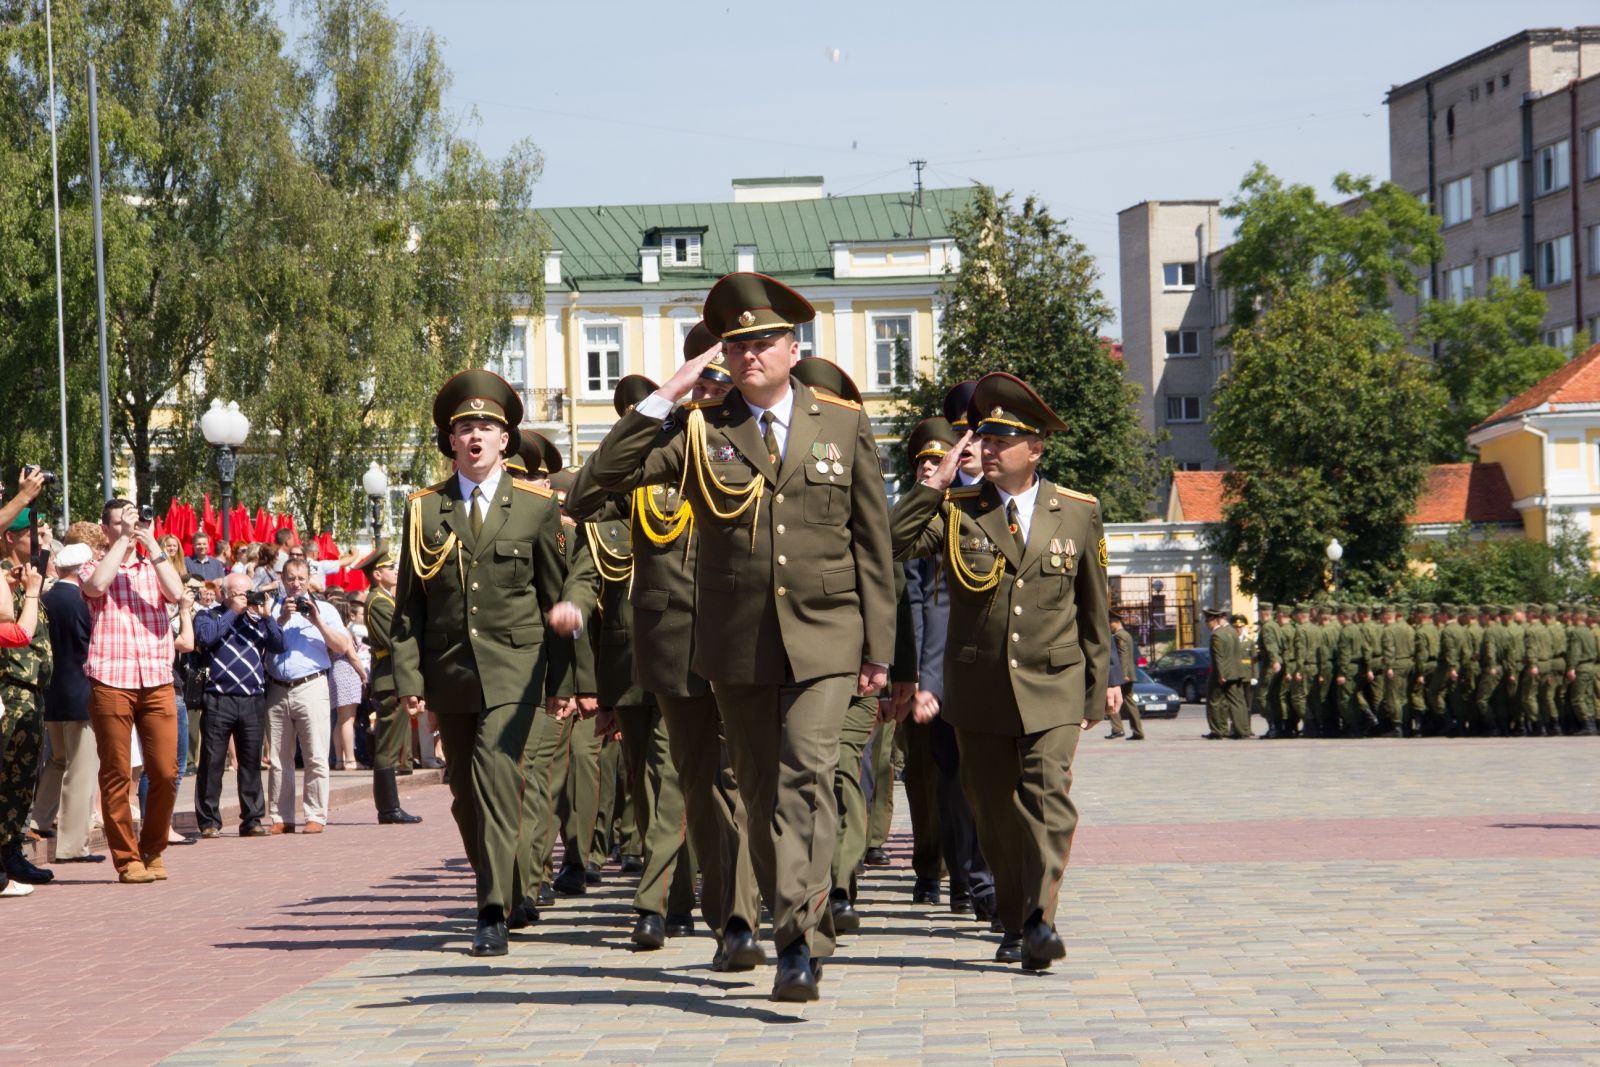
left=0, top=0, right=543, bottom=534
left=892, top=187, right=1166, bottom=521
left=1217, top=163, right=1441, bottom=332
left=1401, top=515, right=1598, bottom=604
left=1207, top=282, right=1445, bottom=601
left=1414, top=277, right=1568, bottom=459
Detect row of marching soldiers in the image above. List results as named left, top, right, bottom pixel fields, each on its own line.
left=1216, top=601, right=1600, bottom=739
left=380, top=271, right=1113, bottom=1003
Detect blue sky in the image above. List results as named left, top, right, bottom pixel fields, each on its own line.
left=283, top=1, right=1600, bottom=333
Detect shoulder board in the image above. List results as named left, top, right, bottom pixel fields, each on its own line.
left=368, top=589, right=395, bottom=605
left=560, top=515, right=576, bottom=527
left=1055, top=487, right=1099, bottom=504
left=814, top=392, right=861, bottom=411
left=946, top=485, right=983, bottom=499
left=512, top=481, right=554, bottom=498
left=682, top=397, right=720, bottom=412
left=408, top=480, right=448, bottom=502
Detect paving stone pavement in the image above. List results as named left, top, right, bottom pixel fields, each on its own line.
left=3, top=707, right=1598, bottom=1066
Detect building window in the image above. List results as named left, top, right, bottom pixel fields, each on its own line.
left=1486, top=160, right=1518, bottom=213
left=584, top=324, right=623, bottom=394
left=1536, top=140, right=1571, bottom=196
left=1542, top=324, right=1574, bottom=350
left=870, top=314, right=912, bottom=390
left=1440, top=177, right=1472, bottom=227
left=794, top=321, right=816, bottom=358
left=1589, top=314, right=1600, bottom=344
left=490, top=323, right=528, bottom=391
left=1443, top=265, right=1474, bottom=304
left=1537, top=235, right=1573, bottom=288
left=1587, top=127, right=1600, bottom=181
left=1589, top=225, right=1600, bottom=276
left=661, top=233, right=701, bottom=267
left=1165, top=395, right=1202, bottom=423
left=1162, top=262, right=1197, bottom=289
left=1489, top=251, right=1522, bottom=284
left=1175, top=461, right=1205, bottom=472
left=1417, top=276, right=1433, bottom=304
left=1165, top=330, right=1200, bottom=357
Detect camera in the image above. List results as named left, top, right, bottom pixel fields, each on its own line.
left=22, top=465, right=58, bottom=486
left=246, top=589, right=266, bottom=608
left=295, top=595, right=313, bottom=616
left=139, top=504, right=155, bottom=523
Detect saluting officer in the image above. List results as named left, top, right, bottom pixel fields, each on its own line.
left=391, top=370, right=580, bottom=957
left=892, top=372, right=1110, bottom=972
left=355, top=541, right=420, bottom=825
left=581, top=272, right=896, bottom=1001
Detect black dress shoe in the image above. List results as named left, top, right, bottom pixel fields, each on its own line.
left=994, top=935, right=1023, bottom=964
left=584, top=863, right=603, bottom=886
left=949, top=893, right=973, bottom=914
left=665, top=913, right=695, bottom=938
left=538, top=883, right=555, bottom=906
left=862, top=847, right=890, bottom=867
left=1022, top=918, right=1066, bottom=968
left=830, top=895, right=861, bottom=933
left=552, top=864, right=587, bottom=896
left=1105, top=730, right=1126, bottom=739
left=632, top=911, right=667, bottom=949
left=3, top=846, right=53, bottom=884
left=973, top=893, right=998, bottom=923
left=620, top=854, right=644, bottom=874
left=378, top=808, right=423, bottom=825
left=470, top=919, right=509, bottom=957
left=1202, top=733, right=1223, bottom=740
left=53, top=853, right=106, bottom=863
left=771, top=945, right=819, bottom=1002
left=1129, top=733, right=1145, bottom=740
left=720, top=923, right=767, bottom=971
left=507, top=898, right=540, bottom=930
left=911, top=876, right=941, bottom=905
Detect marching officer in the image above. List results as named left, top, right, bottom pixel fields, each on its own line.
left=390, top=369, right=581, bottom=956
left=581, top=272, right=896, bottom=1001
left=355, top=541, right=420, bottom=825
left=892, top=372, right=1110, bottom=971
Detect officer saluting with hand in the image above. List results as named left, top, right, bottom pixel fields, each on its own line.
left=890, top=371, right=1110, bottom=972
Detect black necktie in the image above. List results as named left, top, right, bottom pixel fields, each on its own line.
left=761, top=411, right=779, bottom=466
left=1005, top=499, right=1026, bottom=557
left=470, top=486, right=485, bottom=538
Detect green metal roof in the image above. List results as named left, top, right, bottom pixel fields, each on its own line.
left=536, top=186, right=980, bottom=292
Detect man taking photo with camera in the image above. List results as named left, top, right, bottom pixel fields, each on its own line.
left=265, top=557, right=350, bottom=834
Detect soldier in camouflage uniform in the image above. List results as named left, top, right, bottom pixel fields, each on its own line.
left=0, top=538, right=51, bottom=888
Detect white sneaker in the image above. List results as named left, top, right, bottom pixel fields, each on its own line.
left=1, top=880, right=34, bottom=898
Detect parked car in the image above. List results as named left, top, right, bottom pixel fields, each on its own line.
left=1146, top=647, right=1212, bottom=704
left=1130, top=668, right=1182, bottom=717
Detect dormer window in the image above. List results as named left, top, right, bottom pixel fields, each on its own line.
left=662, top=233, right=701, bottom=267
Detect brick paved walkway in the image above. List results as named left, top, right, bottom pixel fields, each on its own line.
left=3, top=709, right=1598, bottom=1065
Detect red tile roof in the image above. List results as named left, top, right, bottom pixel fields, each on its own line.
left=1168, top=464, right=1519, bottom=526
left=1477, top=340, right=1600, bottom=429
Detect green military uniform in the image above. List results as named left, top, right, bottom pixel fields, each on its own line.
left=1288, top=605, right=1318, bottom=737
left=390, top=370, right=569, bottom=952
left=1112, top=621, right=1142, bottom=739
left=1474, top=607, right=1510, bottom=735
left=582, top=273, right=896, bottom=990
left=1537, top=604, right=1564, bottom=735
left=1332, top=606, right=1365, bottom=737
left=0, top=557, right=50, bottom=854
left=892, top=372, right=1110, bottom=969
left=1408, top=605, right=1437, bottom=736
left=553, top=504, right=604, bottom=890
left=1255, top=605, right=1282, bottom=735
left=1457, top=607, right=1483, bottom=734
left=1205, top=609, right=1245, bottom=738
left=1566, top=607, right=1598, bottom=733
left=1312, top=605, right=1338, bottom=738
left=1232, top=617, right=1255, bottom=738
left=1431, top=606, right=1465, bottom=735
left=356, top=542, right=419, bottom=823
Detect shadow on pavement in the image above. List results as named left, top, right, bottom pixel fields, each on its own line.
left=1490, top=822, right=1600, bottom=830
left=357, top=987, right=805, bottom=1025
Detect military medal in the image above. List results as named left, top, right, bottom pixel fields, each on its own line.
left=812, top=442, right=829, bottom=474
left=827, top=442, right=843, bottom=476
left=1049, top=537, right=1062, bottom=568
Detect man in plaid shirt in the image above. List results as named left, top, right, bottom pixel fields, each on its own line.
left=81, top=499, right=185, bottom=885
left=193, top=572, right=285, bottom=838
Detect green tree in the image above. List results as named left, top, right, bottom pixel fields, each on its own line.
left=1414, top=278, right=1567, bottom=459
left=1207, top=282, right=1445, bottom=601
left=1218, top=163, right=1441, bottom=332
left=1402, top=515, right=1597, bottom=604
left=892, top=187, right=1165, bottom=521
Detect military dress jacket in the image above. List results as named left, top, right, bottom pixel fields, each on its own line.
left=1209, top=624, right=1239, bottom=695
left=890, top=478, right=1110, bottom=736
left=1113, top=627, right=1135, bottom=690
left=583, top=378, right=896, bottom=686
left=391, top=475, right=567, bottom=711
left=583, top=503, right=649, bottom=708
left=365, top=588, right=397, bottom=702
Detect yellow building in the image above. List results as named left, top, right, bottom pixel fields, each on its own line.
left=489, top=177, right=979, bottom=467
left=1468, top=340, right=1600, bottom=546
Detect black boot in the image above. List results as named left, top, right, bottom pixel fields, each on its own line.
left=374, top=769, right=423, bottom=825
left=2, top=844, right=53, bottom=884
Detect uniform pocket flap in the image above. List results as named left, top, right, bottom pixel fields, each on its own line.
left=822, top=566, right=856, bottom=594
left=955, top=644, right=978, bottom=664
left=634, top=588, right=671, bottom=612
left=703, top=569, right=737, bottom=593
left=1049, top=642, right=1082, bottom=667
left=494, top=539, right=528, bottom=559
left=509, top=623, right=542, bottom=647
left=804, top=461, right=854, bottom=486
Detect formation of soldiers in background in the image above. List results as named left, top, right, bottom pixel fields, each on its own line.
left=1205, top=601, right=1600, bottom=740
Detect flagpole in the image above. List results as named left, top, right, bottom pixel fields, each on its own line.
left=44, top=0, right=71, bottom=524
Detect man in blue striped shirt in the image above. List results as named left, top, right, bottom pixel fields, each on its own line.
left=193, top=572, right=285, bottom=837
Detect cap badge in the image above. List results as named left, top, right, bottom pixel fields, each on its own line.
left=738, top=310, right=756, bottom=327
left=991, top=406, right=1003, bottom=416
left=470, top=398, right=485, bottom=411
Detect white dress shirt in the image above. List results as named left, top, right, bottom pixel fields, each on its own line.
left=996, top=477, right=1042, bottom=546
left=456, top=468, right=503, bottom=524
left=744, top=387, right=795, bottom=462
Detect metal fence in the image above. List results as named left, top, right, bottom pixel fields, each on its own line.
left=1109, top=572, right=1199, bottom=653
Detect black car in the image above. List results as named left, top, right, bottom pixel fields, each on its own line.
left=1130, top=668, right=1182, bottom=717
left=1146, top=647, right=1212, bottom=704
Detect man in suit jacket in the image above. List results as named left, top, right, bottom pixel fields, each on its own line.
left=390, top=370, right=580, bottom=957
left=891, top=372, right=1110, bottom=973
left=581, top=273, right=896, bottom=1002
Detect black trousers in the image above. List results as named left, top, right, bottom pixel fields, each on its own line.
left=194, top=691, right=266, bottom=832
left=928, top=715, right=994, bottom=903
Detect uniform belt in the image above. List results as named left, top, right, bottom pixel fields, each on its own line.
left=373, top=649, right=389, bottom=660
left=270, top=669, right=328, bottom=690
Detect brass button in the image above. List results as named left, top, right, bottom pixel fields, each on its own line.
left=471, top=606, right=478, bottom=615
left=775, top=493, right=785, bottom=504
left=470, top=628, right=479, bottom=637
left=471, top=581, right=480, bottom=591
left=1015, top=578, right=1024, bottom=588
left=777, top=586, right=787, bottom=597
left=472, top=560, right=479, bottom=568
left=777, top=555, right=787, bottom=565
left=1009, top=658, right=1018, bottom=669
left=1013, top=606, right=1022, bottom=616
left=1011, top=633, right=1020, bottom=643
left=776, top=524, right=786, bottom=534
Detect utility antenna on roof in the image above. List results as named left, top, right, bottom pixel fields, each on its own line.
left=907, top=159, right=926, bottom=236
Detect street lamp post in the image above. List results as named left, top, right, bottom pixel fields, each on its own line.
left=1326, top=537, right=1344, bottom=594
left=200, top=400, right=250, bottom=545
left=362, top=461, right=389, bottom=543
